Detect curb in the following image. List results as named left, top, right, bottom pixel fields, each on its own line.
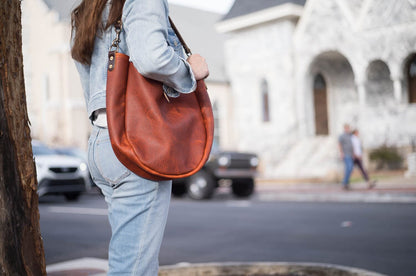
left=46, top=258, right=108, bottom=276
left=253, top=176, right=416, bottom=203
left=159, top=262, right=388, bottom=276
left=256, top=190, right=416, bottom=203
left=46, top=259, right=388, bottom=276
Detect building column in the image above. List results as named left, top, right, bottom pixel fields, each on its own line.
left=393, top=78, right=403, bottom=104
left=357, top=81, right=366, bottom=106
left=390, top=65, right=404, bottom=104
left=295, top=64, right=309, bottom=137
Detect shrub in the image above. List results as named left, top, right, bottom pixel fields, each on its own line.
left=369, top=145, right=403, bottom=170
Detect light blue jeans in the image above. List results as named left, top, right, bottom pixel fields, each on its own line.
left=88, top=126, right=172, bottom=275
left=342, top=156, right=354, bottom=187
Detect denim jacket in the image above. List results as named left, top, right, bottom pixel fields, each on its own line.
left=74, top=0, right=197, bottom=120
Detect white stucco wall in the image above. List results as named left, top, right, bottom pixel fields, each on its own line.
left=224, top=20, right=300, bottom=174
left=22, top=0, right=90, bottom=149
left=205, top=82, right=234, bottom=150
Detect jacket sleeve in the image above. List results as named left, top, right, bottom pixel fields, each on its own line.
left=122, top=0, right=196, bottom=93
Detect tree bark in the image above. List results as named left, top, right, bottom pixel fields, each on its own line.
left=0, top=1, right=46, bottom=275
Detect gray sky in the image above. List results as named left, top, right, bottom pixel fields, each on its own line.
left=168, top=0, right=235, bottom=14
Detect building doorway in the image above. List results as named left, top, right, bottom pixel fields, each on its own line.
left=313, top=73, right=329, bottom=135
left=308, top=51, right=357, bottom=136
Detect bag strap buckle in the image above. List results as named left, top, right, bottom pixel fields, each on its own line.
left=109, top=20, right=122, bottom=52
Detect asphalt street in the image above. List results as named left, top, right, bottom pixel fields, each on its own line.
left=39, top=190, right=416, bottom=276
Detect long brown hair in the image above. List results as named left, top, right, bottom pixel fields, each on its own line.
left=71, top=0, right=125, bottom=65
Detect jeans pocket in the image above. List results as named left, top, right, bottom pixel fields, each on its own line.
left=94, top=136, right=131, bottom=187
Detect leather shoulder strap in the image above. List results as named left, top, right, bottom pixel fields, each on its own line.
left=168, top=17, right=192, bottom=56
left=113, top=17, right=192, bottom=56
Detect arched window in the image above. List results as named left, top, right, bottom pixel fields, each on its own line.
left=366, top=60, right=394, bottom=106
left=261, top=79, right=270, bottom=122
left=408, top=55, right=416, bottom=103
left=313, top=73, right=329, bottom=135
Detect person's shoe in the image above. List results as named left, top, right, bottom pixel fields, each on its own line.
left=342, top=185, right=350, bottom=191
left=367, top=180, right=377, bottom=189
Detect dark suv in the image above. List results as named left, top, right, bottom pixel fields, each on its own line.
left=172, top=151, right=259, bottom=200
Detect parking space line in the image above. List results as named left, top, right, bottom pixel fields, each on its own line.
left=47, top=206, right=108, bottom=216
left=226, top=201, right=252, bottom=208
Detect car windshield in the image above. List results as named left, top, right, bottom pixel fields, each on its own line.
left=32, top=145, right=56, bottom=156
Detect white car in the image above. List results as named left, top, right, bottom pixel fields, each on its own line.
left=32, top=140, right=91, bottom=201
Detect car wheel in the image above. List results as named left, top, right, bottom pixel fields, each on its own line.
left=64, top=192, right=81, bottom=201
left=171, top=183, right=187, bottom=197
left=232, top=178, right=254, bottom=198
left=186, top=170, right=215, bottom=200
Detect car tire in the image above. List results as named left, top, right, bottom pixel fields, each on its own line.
left=232, top=178, right=254, bottom=198
left=186, top=170, right=215, bottom=200
left=171, top=183, right=187, bottom=197
left=64, top=192, right=81, bottom=201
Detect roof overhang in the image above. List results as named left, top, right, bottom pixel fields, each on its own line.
left=216, top=3, right=304, bottom=33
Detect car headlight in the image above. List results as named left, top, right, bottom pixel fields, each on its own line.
left=217, top=156, right=231, bottom=167
left=250, top=157, right=259, bottom=167
left=79, top=162, right=88, bottom=172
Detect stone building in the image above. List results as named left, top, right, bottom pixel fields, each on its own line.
left=217, top=0, right=416, bottom=179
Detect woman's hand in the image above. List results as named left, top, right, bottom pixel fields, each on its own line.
left=187, top=54, right=209, bottom=80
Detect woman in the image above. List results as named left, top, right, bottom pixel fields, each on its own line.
left=71, top=0, right=209, bottom=274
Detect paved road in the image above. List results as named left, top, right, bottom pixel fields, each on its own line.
left=39, top=191, right=416, bottom=276
left=39, top=194, right=110, bottom=263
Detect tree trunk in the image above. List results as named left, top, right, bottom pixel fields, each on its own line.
left=0, top=1, right=46, bottom=275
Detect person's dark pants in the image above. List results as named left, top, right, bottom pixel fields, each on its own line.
left=354, top=158, right=369, bottom=181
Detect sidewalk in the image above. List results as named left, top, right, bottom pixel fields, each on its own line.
left=255, top=171, right=416, bottom=203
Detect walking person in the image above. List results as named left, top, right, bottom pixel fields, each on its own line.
left=338, top=124, right=354, bottom=190
left=351, top=129, right=376, bottom=189
left=71, top=0, right=209, bottom=275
